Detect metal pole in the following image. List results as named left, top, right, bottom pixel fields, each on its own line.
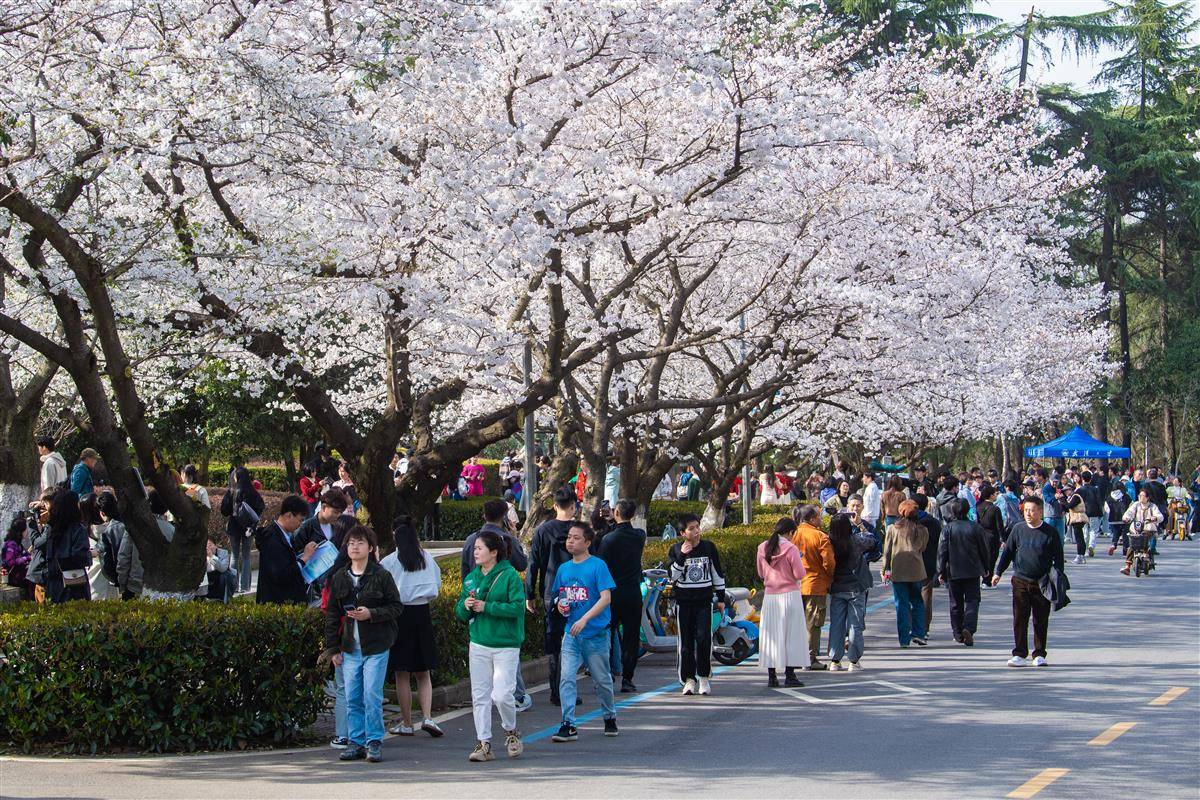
left=740, top=313, right=752, bottom=525
left=522, top=339, right=537, bottom=514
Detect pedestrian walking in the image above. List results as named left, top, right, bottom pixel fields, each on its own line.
left=381, top=517, right=444, bottom=739
left=756, top=517, right=807, bottom=687
left=525, top=487, right=577, bottom=706
left=458, top=530, right=526, bottom=762
left=992, top=495, right=1065, bottom=667
left=669, top=513, right=726, bottom=696
left=598, top=499, right=647, bottom=693
left=915, top=494, right=941, bottom=637
left=937, top=498, right=991, bottom=646
left=1063, top=481, right=1089, bottom=564
left=550, top=522, right=618, bottom=742
left=975, top=484, right=1005, bottom=584
left=323, top=525, right=403, bottom=764
left=883, top=500, right=928, bottom=647
left=790, top=504, right=834, bottom=669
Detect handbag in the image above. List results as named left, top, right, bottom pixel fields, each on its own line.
left=234, top=493, right=260, bottom=536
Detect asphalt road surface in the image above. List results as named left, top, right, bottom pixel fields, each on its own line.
left=3, top=538, right=1197, bottom=800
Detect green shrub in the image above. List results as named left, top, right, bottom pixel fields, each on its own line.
left=0, top=601, right=325, bottom=753
left=207, top=462, right=292, bottom=492
left=645, top=500, right=788, bottom=536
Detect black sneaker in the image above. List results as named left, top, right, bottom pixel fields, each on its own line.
left=338, top=745, right=366, bottom=761
left=329, top=736, right=350, bottom=749
left=604, top=718, right=619, bottom=737
left=551, top=724, right=578, bottom=743
left=912, top=637, right=928, bottom=646
left=784, top=675, right=804, bottom=688
left=366, top=740, right=382, bottom=763
left=620, top=679, right=637, bottom=693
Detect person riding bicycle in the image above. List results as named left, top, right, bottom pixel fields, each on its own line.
left=1117, top=489, right=1163, bottom=576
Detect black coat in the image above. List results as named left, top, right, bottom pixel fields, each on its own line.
left=221, top=487, right=265, bottom=541
left=976, top=501, right=1005, bottom=543
left=937, top=520, right=992, bottom=581
left=598, top=522, right=647, bottom=588
left=255, top=523, right=308, bottom=605
left=323, top=560, right=403, bottom=656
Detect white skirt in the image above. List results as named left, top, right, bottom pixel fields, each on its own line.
left=759, top=591, right=809, bottom=670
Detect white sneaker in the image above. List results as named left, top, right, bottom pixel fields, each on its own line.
left=829, top=661, right=845, bottom=671
left=681, top=679, right=697, bottom=696
left=697, top=677, right=711, bottom=695
left=1007, top=655, right=1028, bottom=667
left=1033, top=656, right=1048, bottom=667
left=387, top=723, right=415, bottom=736
left=848, top=661, right=864, bottom=671
left=514, top=694, right=533, bottom=713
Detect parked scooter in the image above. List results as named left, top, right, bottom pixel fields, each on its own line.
left=712, top=587, right=759, bottom=665
left=639, top=567, right=759, bottom=665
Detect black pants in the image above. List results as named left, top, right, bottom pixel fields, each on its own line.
left=544, top=609, right=566, bottom=701
left=676, top=600, right=712, bottom=682
left=1070, top=522, right=1087, bottom=556
left=984, top=534, right=1001, bottom=582
left=611, top=583, right=643, bottom=683
left=947, top=577, right=981, bottom=637
left=1011, top=576, right=1049, bottom=658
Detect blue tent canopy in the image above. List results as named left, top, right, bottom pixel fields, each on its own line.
left=1024, top=426, right=1131, bottom=460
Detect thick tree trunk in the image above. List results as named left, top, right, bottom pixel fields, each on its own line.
left=0, top=403, right=42, bottom=524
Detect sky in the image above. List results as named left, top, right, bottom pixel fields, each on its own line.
left=977, top=0, right=1200, bottom=89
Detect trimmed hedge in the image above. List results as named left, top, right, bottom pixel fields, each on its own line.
left=207, top=462, right=292, bottom=492
left=0, top=601, right=325, bottom=753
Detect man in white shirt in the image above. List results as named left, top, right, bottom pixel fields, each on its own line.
left=861, top=471, right=882, bottom=529
left=36, top=436, right=68, bottom=493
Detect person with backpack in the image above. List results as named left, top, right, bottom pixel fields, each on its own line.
left=1105, top=482, right=1132, bottom=560
left=381, top=516, right=444, bottom=739
left=669, top=513, right=727, bottom=696
left=525, top=487, right=578, bottom=706
left=323, top=524, right=403, bottom=764
left=458, top=530, right=526, bottom=763
left=550, top=521, right=618, bottom=742
left=221, top=467, right=266, bottom=594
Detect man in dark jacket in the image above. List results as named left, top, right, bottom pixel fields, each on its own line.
left=598, top=499, right=646, bottom=693
left=937, top=498, right=991, bottom=646
left=462, top=499, right=528, bottom=576
left=256, top=495, right=316, bottom=605
left=934, top=476, right=960, bottom=523
left=992, top=495, right=1065, bottom=667
left=1079, top=471, right=1104, bottom=557
left=526, top=487, right=578, bottom=705
left=293, top=488, right=349, bottom=552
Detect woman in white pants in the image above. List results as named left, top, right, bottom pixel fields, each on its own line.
left=455, top=531, right=526, bottom=762
left=756, top=517, right=808, bottom=687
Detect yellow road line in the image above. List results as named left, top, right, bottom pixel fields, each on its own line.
left=1007, top=768, right=1069, bottom=799
left=1088, top=722, right=1137, bottom=745
left=1149, top=686, right=1189, bottom=706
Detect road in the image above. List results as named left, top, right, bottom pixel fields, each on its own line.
left=3, top=538, right=1197, bottom=800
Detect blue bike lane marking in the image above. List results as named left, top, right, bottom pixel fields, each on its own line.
left=523, top=596, right=893, bottom=743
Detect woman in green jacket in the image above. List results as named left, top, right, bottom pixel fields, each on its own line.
left=456, top=530, right=525, bottom=763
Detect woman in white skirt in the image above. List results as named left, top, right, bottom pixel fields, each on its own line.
left=758, top=465, right=781, bottom=505
left=756, top=518, right=808, bottom=687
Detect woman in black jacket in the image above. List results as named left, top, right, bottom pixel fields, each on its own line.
left=37, top=489, right=92, bottom=603
left=322, top=525, right=402, bottom=764
left=975, top=485, right=1005, bottom=585
left=221, top=467, right=265, bottom=594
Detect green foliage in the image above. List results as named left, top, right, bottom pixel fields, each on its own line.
left=206, top=462, right=292, bottom=492
left=0, top=601, right=326, bottom=753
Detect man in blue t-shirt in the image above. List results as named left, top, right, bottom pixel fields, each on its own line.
left=550, top=521, right=617, bottom=743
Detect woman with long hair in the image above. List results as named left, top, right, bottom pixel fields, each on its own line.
left=759, top=465, right=781, bottom=506
left=756, top=517, right=807, bottom=687
left=881, top=476, right=906, bottom=527
left=824, top=480, right=852, bottom=515
left=2, top=515, right=33, bottom=600
left=827, top=513, right=872, bottom=670
left=883, top=500, right=929, bottom=647
left=220, top=466, right=265, bottom=594
left=37, top=489, right=92, bottom=603
left=382, top=516, right=444, bottom=738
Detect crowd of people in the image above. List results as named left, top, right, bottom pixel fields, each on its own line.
left=4, top=434, right=1198, bottom=764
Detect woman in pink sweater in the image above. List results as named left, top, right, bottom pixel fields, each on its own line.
left=756, top=517, right=808, bottom=688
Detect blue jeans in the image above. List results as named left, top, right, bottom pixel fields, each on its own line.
left=609, top=623, right=622, bottom=677
left=333, top=662, right=347, bottom=738
left=891, top=581, right=926, bottom=645
left=513, top=665, right=527, bottom=703
left=828, top=590, right=866, bottom=664
left=1087, top=516, right=1103, bottom=547
left=559, top=632, right=616, bottom=726
left=1047, top=515, right=1065, bottom=544
left=344, top=648, right=389, bottom=746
